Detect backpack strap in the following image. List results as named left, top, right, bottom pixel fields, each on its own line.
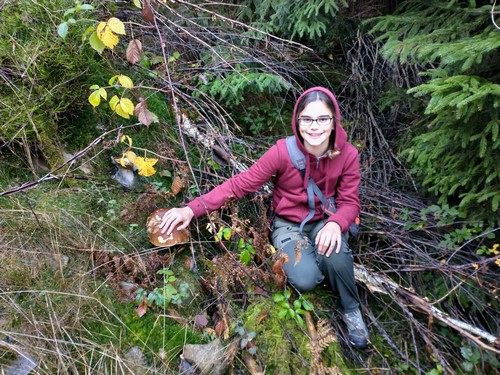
left=285, top=136, right=306, bottom=178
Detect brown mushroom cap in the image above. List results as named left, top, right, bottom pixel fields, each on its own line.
left=146, top=208, right=190, bottom=247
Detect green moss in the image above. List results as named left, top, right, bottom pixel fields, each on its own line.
left=241, top=295, right=356, bottom=375
left=242, top=298, right=310, bottom=374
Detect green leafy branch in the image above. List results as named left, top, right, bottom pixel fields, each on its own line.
left=273, top=290, right=314, bottom=328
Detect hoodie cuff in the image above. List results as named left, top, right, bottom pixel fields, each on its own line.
left=186, top=198, right=208, bottom=219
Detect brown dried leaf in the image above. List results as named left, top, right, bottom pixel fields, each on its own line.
left=126, top=39, right=142, bottom=65
left=214, top=319, right=225, bottom=337
left=256, top=312, right=268, bottom=324
left=137, top=297, right=148, bottom=317
left=142, top=0, right=154, bottom=22
left=294, top=242, right=303, bottom=266
left=134, top=100, right=154, bottom=126
left=272, top=253, right=289, bottom=277
left=195, top=314, right=208, bottom=328
left=171, top=175, right=184, bottom=196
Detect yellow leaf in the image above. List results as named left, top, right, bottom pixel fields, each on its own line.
left=124, top=150, right=137, bottom=164
left=119, top=154, right=126, bottom=167
left=133, top=0, right=142, bottom=9
left=99, top=87, right=107, bottom=100
left=267, top=244, right=276, bottom=254
left=134, top=156, right=158, bottom=177
left=139, top=164, right=156, bottom=177
left=117, top=75, right=133, bottom=88
left=115, top=106, right=130, bottom=119
left=111, top=97, right=134, bottom=119
left=107, top=17, right=126, bottom=35
left=119, top=98, right=135, bottom=115
left=120, top=135, right=133, bottom=147
left=495, top=259, right=500, bottom=267
left=109, top=95, right=119, bottom=110
left=108, top=75, right=118, bottom=85
left=492, top=244, right=499, bottom=255
left=472, top=263, right=479, bottom=270
left=97, top=22, right=119, bottom=49
left=88, top=90, right=101, bottom=107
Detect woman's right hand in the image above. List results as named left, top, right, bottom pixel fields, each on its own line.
left=159, top=207, right=194, bottom=235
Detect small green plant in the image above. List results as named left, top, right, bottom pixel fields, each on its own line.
left=461, top=346, right=481, bottom=373
left=476, top=243, right=499, bottom=256
left=96, top=198, right=119, bottom=224
left=212, top=225, right=232, bottom=242
left=238, top=238, right=256, bottom=265
left=57, top=1, right=94, bottom=39
left=273, top=290, right=314, bottom=327
left=234, top=325, right=257, bottom=355
left=207, top=159, right=220, bottom=171
left=135, top=269, right=190, bottom=315
left=460, top=345, right=500, bottom=373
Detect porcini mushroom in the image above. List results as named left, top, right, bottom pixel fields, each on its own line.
left=146, top=208, right=190, bottom=247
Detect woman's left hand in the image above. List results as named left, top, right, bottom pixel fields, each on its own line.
left=315, top=221, right=342, bottom=257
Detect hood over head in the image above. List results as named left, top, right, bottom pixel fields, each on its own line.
left=292, top=86, right=347, bottom=157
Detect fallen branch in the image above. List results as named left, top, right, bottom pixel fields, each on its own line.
left=354, top=264, right=500, bottom=353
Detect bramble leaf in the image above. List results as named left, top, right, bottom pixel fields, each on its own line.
left=99, top=87, right=107, bottom=100
left=134, top=100, right=154, bottom=125
left=127, top=39, right=143, bottom=65
left=120, top=135, right=133, bottom=147
left=89, top=31, right=105, bottom=53
left=110, top=96, right=134, bottom=119
left=58, top=22, right=69, bottom=39
left=96, top=21, right=119, bottom=49
left=117, top=75, right=133, bottom=88
left=109, top=95, right=119, bottom=110
left=107, top=17, right=126, bottom=35
left=88, top=90, right=101, bottom=107
left=119, top=98, right=135, bottom=116
left=82, top=26, right=95, bottom=42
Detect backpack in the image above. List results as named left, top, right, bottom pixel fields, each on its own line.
left=285, top=136, right=360, bottom=236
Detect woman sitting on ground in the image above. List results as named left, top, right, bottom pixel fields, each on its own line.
left=159, top=87, right=370, bottom=349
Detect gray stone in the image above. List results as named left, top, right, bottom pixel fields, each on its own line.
left=182, top=339, right=230, bottom=375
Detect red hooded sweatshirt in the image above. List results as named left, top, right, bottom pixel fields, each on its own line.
left=187, top=87, right=360, bottom=232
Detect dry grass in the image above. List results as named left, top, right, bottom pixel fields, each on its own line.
left=0, top=194, right=190, bottom=374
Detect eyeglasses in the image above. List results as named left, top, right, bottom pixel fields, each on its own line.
left=297, top=116, right=333, bottom=128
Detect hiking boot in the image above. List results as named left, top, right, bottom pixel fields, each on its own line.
left=342, top=308, right=369, bottom=349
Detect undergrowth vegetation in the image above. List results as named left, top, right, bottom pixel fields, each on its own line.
left=1, top=0, right=499, bottom=374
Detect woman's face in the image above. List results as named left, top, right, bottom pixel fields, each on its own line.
left=297, top=100, right=334, bottom=156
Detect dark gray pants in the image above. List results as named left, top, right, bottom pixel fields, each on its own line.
left=271, top=216, right=360, bottom=313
